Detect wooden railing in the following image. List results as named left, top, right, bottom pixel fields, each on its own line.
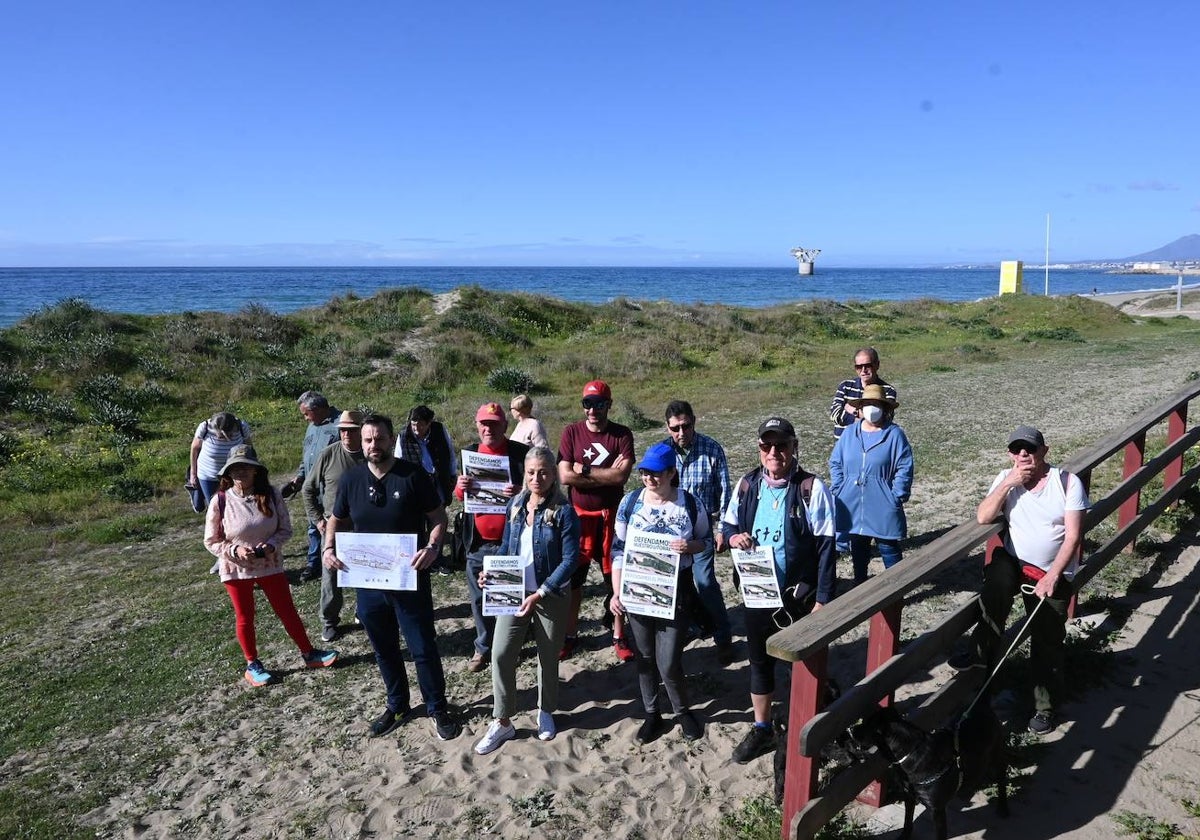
left=766, top=380, right=1200, bottom=840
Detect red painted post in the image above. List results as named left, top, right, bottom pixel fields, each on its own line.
left=1163, top=404, right=1188, bottom=498
left=1119, top=434, right=1146, bottom=552
left=855, top=603, right=902, bottom=807
left=781, top=649, right=827, bottom=840
left=1067, top=469, right=1090, bottom=619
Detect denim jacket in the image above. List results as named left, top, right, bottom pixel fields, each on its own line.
left=500, top=491, right=580, bottom=597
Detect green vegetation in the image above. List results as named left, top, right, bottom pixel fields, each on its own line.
left=1, top=287, right=1198, bottom=838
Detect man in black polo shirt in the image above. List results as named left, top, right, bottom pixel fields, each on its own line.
left=323, top=414, right=461, bottom=741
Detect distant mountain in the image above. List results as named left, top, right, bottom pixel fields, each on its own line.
left=1124, top=234, right=1200, bottom=262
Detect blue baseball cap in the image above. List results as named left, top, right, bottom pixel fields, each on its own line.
left=636, top=441, right=676, bottom=473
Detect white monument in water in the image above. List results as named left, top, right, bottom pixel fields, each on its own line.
left=790, top=247, right=821, bottom=275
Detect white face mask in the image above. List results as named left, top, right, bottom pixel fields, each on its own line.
left=861, top=405, right=885, bottom=425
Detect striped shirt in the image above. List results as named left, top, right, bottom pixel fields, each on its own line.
left=829, top=377, right=897, bottom=438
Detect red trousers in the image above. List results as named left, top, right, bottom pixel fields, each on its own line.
left=223, top=573, right=313, bottom=662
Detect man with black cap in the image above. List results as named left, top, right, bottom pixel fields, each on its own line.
left=954, top=425, right=1089, bottom=735
left=557, top=379, right=635, bottom=661
left=721, top=417, right=837, bottom=764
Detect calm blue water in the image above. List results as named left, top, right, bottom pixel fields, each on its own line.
left=0, top=265, right=1173, bottom=328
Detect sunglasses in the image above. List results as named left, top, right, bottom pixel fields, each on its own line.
left=581, top=398, right=611, bottom=410
left=367, top=478, right=387, bottom=507
left=758, top=440, right=791, bottom=453
left=1008, top=443, right=1038, bottom=456
left=667, top=422, right=693, bottom=433
left=855, top=362, right=875, bottom=370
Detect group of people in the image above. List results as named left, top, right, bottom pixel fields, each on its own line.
left=196, top=346, right=1088, bottom=760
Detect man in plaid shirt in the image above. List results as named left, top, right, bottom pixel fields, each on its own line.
left=662, top=399, right=735, bottom=664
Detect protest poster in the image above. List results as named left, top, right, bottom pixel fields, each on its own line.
left=619, top=529, right=680, bottom=619
left=732, top=546, right=783, bottom=609
left=482, top=555, right=525, bottom=616
left=336, top=532, right=419, bottom=591
left=461, top=450, right=510, bottom=514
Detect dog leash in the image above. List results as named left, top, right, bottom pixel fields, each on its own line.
left=961, top=584, right=1046, bottom=720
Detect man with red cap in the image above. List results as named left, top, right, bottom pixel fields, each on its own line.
left=454, top=402, right=529, bottom=672
left=557, top=380, right=636, bottom=661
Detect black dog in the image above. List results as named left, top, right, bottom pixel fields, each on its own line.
left=773, top=679, right=849, bottom=805
left=846, top=703, right=1009, bottom=840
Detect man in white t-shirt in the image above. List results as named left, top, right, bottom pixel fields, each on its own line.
left=954, top=425, right=1089, bottom=735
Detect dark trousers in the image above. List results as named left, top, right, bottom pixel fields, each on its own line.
left=628, top=608, right=688, bottom=714
left=465, top=541, right=502, bottom=657
left=356, top=575, right=448, bottom=716
left=970, top=547, right=1071, bottom=713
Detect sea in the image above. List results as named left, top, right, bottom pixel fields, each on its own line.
left=0, top=265, right=1179, bottom=328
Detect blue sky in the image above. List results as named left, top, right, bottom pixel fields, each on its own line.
left=1, top=2, right=1196, bottom=267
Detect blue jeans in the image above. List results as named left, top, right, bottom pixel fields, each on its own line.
left=305, top=522, right=321, bottom=572
left=690, top=540, right=732, bottom=645
left=199, top=477, right=220, bottom=507
left=356, top=576, right=448, bottom=716
left=849, top=535, right=902, bottom=584
left=465, top=542, right=501, bottom=657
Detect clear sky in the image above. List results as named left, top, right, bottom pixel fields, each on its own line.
left=2, top=2, right=1196, bottom=267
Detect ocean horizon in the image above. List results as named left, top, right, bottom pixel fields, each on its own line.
left=0, top=265, right=1178, bottom=328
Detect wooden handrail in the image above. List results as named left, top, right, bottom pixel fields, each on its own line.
left=770, top=378, right=1200, bottom=840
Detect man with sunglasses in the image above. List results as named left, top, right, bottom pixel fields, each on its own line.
left=323, top=414, right=461, bottom=742
left=828, top=347, right=897, bottom=438
left=953, top=425, right=1088, bottom=735
left=557, top=380, right=635, bottom=661
left=722, top=417, right=837, bottom=764
left=661, top=399, right=735, bottom=664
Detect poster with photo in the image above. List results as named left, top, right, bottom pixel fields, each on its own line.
left=461, top=450, right=511, bottom=514
left=336, top=532, right=419, bottom=591
left=482, top=554, right=525, bottom=616
left=732, top=546, right=783, bottom=609
left=619, top=529, right=680, bottom=619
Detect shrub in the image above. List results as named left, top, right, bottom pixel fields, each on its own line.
left=485, top=366, right=536, bottom=394
left=0, top=432, right=19, bottom=466
left=12, top=390, right=78, bottom=423
left=0, top=370, right=33, bottom=410
left=103, top=477, right=155, bottom=503
left=621, top=403, right=661, bottom=431
left=1026, top=327, right=1084, bottom=342
left=258, top=367, right=315, bottom=399
left=90, top=399, right=143, bottom=435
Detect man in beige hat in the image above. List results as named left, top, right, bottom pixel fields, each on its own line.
left=303, top=409, right=365, bottom=641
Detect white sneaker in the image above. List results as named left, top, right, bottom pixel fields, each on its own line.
left=474, top=720, right=516, bottom=755
left=537, top=710, right=556, bottom=741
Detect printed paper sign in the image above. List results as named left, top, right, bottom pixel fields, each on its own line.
left=732, top=546, right=783, bottom=609
left=482, top=555, right=525, bottom=616
left=336, top=532, right=419, bottom=591
left=462, top=450, right=511, bottom=514
left=619, top=529, right=680, bottom=619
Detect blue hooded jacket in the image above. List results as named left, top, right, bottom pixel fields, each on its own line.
left=828, top=420, right=914, bottom=541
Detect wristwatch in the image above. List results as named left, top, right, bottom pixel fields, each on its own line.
left=581, top=463, right=592, bottom=476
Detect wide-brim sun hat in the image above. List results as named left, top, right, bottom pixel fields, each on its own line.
left=338, top=409, right=365, bottom=429
left=219, top=444, right=266, bottom=476
left=847, top=383, right=899, bottom=409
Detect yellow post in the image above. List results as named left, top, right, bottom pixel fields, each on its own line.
left=999, top=260, right=1024, bottom=295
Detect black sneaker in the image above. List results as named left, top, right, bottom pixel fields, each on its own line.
left=948, top=649, right=985, bottom=671
left=321, top=625, right=338, bottom=643
left=715, top=641, right=736, bottom=666
left=1028, top=710, right=1056, bottom=735
left=677, top=710, right=703, bottom=741
left=637, top=712, right=665, bottom=744
left=433, top=710, right=461, bottom=741
left=299, top=566, right=321, bottom=583
left=733, top=724, right=776, bottom=764
left=369, top=707, right=408, bottom=737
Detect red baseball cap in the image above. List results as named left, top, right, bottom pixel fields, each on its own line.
left=475, top=402, right=507, bottom=424
left=582, top=380, right=612, bottom=400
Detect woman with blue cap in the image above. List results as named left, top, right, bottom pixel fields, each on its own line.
left=609, top=441, right=709, bottom=743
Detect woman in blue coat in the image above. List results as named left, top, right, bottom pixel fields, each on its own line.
left=828, top=383, right=914, bottom=586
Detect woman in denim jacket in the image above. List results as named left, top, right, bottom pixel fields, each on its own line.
left=474, top=446, right=580, bottom=755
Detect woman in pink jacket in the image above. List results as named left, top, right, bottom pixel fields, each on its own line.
left=204, top=444, right=338, bottom=686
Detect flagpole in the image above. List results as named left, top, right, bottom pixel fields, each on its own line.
left=1044, top=213, right=1051, bottom=296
